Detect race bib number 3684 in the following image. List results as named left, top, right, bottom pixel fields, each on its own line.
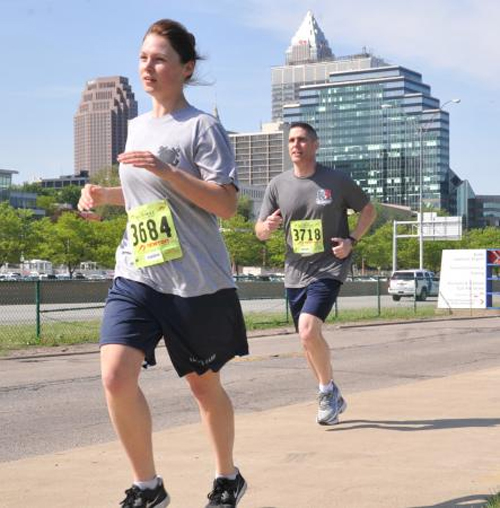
left=127, top=200, right=182, bottom=268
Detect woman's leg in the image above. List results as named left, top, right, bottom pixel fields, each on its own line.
left=101, top=343, right=157, bottom=482
left=185, top=370, right=235, bottom=476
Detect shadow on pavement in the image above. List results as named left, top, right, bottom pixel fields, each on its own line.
left=327, top=418, right=500, bottom=432
left=406, top=493, right=490, bottom=507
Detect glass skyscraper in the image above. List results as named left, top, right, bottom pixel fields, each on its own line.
left=277, top=12, right=459, bottom=214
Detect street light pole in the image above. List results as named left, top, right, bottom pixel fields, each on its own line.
left=417, top=98, right=461, bottom=269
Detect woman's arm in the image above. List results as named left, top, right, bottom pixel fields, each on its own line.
left=117, top=151, right=238, bottom=219
left=77, top=184, right=125, bottom=211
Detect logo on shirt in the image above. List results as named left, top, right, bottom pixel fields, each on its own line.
left=316, top=188, right=332, bottom=205
left=158, top=145, right=180, bottom=167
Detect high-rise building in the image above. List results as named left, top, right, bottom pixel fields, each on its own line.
left=74, top=76, right=137, bottom=177
left=277, top=12, right=459, bottom=213
left=272, top=11, right=388, bottom=121
left=229, top=122, right=291, bottom=187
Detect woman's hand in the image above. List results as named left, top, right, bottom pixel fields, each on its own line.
left=117, top=151, right=170, bottom=178
left=78, top=184, right=105, bottom=211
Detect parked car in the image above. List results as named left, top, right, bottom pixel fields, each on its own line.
left=39, top=274, right=57, bottom=280
left=86, top=273, right=107, bottom=281
left=388, top=269, right=439, bottom=301
left=2, top=272, right=22, bottom=281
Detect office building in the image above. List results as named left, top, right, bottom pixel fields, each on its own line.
left=272, top=11, right=388, bottom=121
left=0, top=169, right=17, bottom=202
left=0, top=169, right=44, bottom=217
left=457, top=180, right=500, bottom=228
left=278, top=12, right=459, bottom=213
left=229, top=122, right=291, bottom=187
left=40, top=171, right=89, bottom=189
left=472, top=196, right=500, bottom=228
left=74, top=76, right=137, bottom=177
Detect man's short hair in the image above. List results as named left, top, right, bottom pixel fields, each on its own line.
left=289, top=122, right=318, bottom=141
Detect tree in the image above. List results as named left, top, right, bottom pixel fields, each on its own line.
left=90, top=165, right=121, bottom=187
left=220, top=215, right=262, bottom=273
left=34, top=212, right=94, bottom=276
left=236, top=195, right=253, bottom=221
left=91, top=216, right=127, bottom=268
left=36, top=194, right=58, bottom=216
left=0, top=203, right=34, bottom=265
left=59, top=185, right=83, bottom=209
left=263, top=228, right=286, bottom=268
left=89, top=165, right=126, bottom=220
left=357, top=222, right=393, bottom=271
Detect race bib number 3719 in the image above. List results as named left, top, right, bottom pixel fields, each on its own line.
left=127, top=200, right=183, bottom=268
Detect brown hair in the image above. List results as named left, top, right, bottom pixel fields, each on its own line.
left=144, top=19, right=201, bottom=82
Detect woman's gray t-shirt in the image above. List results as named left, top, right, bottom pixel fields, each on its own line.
left=114, top=106, right=237, bottom=297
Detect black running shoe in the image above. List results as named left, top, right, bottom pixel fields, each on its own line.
left=205, top=470, right=247, bottom=508
left=119, top=478, right=170, bottom=508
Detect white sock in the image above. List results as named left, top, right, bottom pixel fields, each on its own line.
left=319, top=380, right=334, bottom=394
left=216, top=468, right=238, bottom=481
left=134, top=476, right=160, bottom=490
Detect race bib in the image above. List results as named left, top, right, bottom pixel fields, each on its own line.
left=127, top=200, right=182, bottom=268
left=290, top=219, right=324, bottom=255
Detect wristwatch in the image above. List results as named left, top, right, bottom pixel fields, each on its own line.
left=347, top=235, right=358, bottom=246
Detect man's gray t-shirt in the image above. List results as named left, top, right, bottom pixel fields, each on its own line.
left=258, top=164, right=370, bottom=288
left=114, top=106, right=237, bottom=297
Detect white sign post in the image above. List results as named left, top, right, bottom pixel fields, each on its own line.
left=438, top=249, right=487, bottom=309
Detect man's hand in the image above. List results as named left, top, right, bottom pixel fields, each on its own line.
left=255, top=209, right=282, bottom=241
left=331, top=237, right=354, bottom=259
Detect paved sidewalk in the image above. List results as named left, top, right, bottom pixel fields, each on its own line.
left=2, top=367, right=500, bottom=507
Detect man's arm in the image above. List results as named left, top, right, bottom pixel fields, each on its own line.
left=255, top=209, right=282, bottom=241
left=331, top=202, right=377, bottom=259
left=349, top=202, right=377, bottom=242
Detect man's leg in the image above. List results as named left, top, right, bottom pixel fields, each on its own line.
left=297, top=312, right=346, bottom=425
left=101, top=344, right=157, bottom=482
left=297, top=312, right=333, bottom=385
left=186, top=370, right=235, bottom=475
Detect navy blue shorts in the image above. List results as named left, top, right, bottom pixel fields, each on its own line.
left=286, top=278, right=342, bottom=330
left=100, top=277, right=248, bottom=377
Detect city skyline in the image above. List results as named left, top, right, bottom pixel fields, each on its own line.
left=0, top=0, right=498, bottom=195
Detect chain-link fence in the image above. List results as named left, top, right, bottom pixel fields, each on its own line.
left=0, top=280, right=109, bottom=349
left=1, top=277, right=447, bottom=352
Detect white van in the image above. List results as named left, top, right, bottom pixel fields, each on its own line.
left=388, top=269, right=439, bottom=301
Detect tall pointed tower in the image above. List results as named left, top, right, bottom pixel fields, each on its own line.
left=271, top=11, right=387, bottom=121
left=285, top=10, right=333, bottom=64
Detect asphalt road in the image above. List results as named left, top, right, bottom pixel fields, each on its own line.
left=1, top=316, right=499, bottom=463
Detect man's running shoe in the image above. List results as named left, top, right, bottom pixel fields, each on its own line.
left=119, top=478, right=170, bottom=508
left=205, top=469, right=247, bottom=507
left=317, top=388, right=347, bottom=425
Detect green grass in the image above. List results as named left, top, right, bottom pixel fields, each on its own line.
left=0, top=321, right=101, bottom=354
left=0, top=306, right=444, bottom=354
left=243, top=305, right=438, bottom=330
left=486, top=493, right=500, bottom=507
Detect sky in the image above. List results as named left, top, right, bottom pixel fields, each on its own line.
left=1, top=0, right=499, bottom=195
